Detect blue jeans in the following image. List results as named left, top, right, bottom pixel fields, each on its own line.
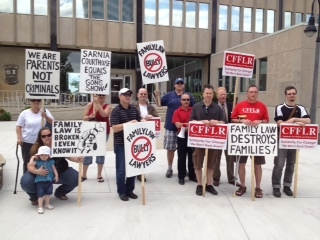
left=20, top=167, right=78, bottom=201
left=114, top=145, right=135, bottom=196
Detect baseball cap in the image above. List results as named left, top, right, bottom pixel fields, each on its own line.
left=36, top=146, right=51, bottom=156
left=174, top=78, right=184, bottom=84
left=119, top=88, right=133, bottom=96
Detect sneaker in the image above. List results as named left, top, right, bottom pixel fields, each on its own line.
left=273, top=188, right=281, bottom=198
left=196, top=185, right=203, bottom=196
left=165, top=170, right=173, bottom=178
left=45, top=204, right=54, bottom=210
left=283, top=186, right=293, bottom=196
left=206, top=185, right=218, bottom=195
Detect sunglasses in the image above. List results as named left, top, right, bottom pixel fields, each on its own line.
left=41, top=134, right=52, bottom=138
left=122, top=93, right=132, bottom=97
left=97, top=94, right=106, bottom=97
left=181, top=99, right=190, bottom=101
left=30, top=99, right=41, bottom=102
left=176, top=82, right=184, bottom=85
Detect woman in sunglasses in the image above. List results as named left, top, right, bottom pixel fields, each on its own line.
left=20, top=126, right=82, bottom=205
left=16, top=99, right=54, bottom=173
left=81, top=94, right=111, bottom=182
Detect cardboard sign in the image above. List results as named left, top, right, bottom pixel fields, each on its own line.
left=279, top=124, right=319, bottom=149
left=148, top=117, right=161, bottom=138
left=79, top=49, right=111, bottom=94
left=51, top=121, right=106, bottom=157
left=187, top=121, right=228, bottom=150
left=25, top=49, right=60, bottom=99
left=222, top=51, right=255, bottom=78
left=124, top=122, right=157, bottom=177
left=137, top=40, right=169, bottom=84
left=228, top=124, right=278, bottom=156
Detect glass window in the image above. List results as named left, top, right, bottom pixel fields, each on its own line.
left=92, top=0, right=104, bottom=19
left=249, top=61, right=256, bottom=86
left=295, top=13, right=302, bottom=24
left=267, top=10, right=275, bottom=33
left=305, top=13, right=311, bottom=22
left=17, top=0, right=31, bottom=14
left=145, top=0, right=156, bottom=24
left=76, top=0, right=88, bottom=18
left=186, top=2, right=196, bottom=28
left=231, top=6, right=240, bottom=31
left=225, top=76, right=230, bottom=92
left=259, top=58, right=267, bottom=91
left=108, top=0, right=119, bottom=21
left=0, top=0, right=13, bottom=13
left=219, top=5, right=228, bottom=30
left=285, top=12, right=292, bottom=28
left=218, top=68, right=223, bottom=87
left=60, top=0, right=73, bottom=18
left=122, top=0, right=133, bottom=22
left=243, top=8, right=252, bottom=32
left=159, top=0, right=169, bottom=26
left=199, top=3, right=209, bottom=29
left=172, top=0, right=183, bottom=27
left=255, top=9, right=264, bottom=33
left=240, top=77, right=246, bottom=92
left=34, top=0, right=47, bottom=15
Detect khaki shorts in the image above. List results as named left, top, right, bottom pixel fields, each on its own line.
left=192, top=148, right=220, bottom=170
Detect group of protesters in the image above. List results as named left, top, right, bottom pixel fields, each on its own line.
left=16, top=78, right=310, bottom=210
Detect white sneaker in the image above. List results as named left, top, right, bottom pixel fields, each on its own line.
left=45, top=204, right=54, bottom=210
left=38, top=208, right=44, bottom=214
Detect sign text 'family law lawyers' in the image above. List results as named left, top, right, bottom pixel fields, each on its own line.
left=137, top=40, right=169, bottom=84
left=279, top=124, right=319, bottom=149
left=228, top=124, right=278, bottom=156
left=187, top=122, right=228, bottom=150
left=25, top=49, right=60, bottom=99
left=124, top=122, right=157, bottom=177
left=51, top=121, right=106, bottom=157
left=222, top=51, right=255, bottom=78
left=80, top=49, right=111, bottom=94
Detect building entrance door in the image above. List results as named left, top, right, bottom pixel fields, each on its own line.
left=110, top=75, right=131, bottom=104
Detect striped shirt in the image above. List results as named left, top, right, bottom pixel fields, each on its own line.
left=110, top=103, right=141, bottom=146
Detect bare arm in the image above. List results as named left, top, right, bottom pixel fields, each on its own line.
left=83, top=103, right=95, bottom=121
left=66, top=156, right=84, bottom=163
left=52, top=165, right=59, bottom=183
left=96, top=104, right=112, bottom=118
left=16, top=126, right=23, bottom=145
left=27, top=156, right=48, bottom=175
left=286, top=117, right=311, bottom=124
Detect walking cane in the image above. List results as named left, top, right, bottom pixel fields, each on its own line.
left=14, top=144, right=20, bottom=194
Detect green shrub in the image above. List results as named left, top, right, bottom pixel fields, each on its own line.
left=0, top=109, right=11, bottom=121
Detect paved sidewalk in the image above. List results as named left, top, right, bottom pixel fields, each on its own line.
left=0, top=121, right=319, bottom=240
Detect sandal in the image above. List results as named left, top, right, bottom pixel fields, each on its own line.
left=235, top=186, right=246, bottom=196
left=81, top=177, right=87, bottom=182
left=38, top=208, right=44, bottom=214
left=45, top=204, right=54, bottom=210
left=97, top=177, right=104, bottom=183
left=255, top=188, right=263, bottom=198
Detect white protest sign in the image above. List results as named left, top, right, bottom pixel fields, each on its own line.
left=52, top=121, right=106, bottom=157
left=279, top=124, right=319, bottom=149
left=148, top=117, right=161, bottom=139
left=137, top=40, right=169, bottom=84
left=25, top=49, right=60, bottom=99
left=124, top=122, right=157, bottom=177
left=79, top=49, right=111, bottom=94
left=187, top=121, right=228, bottom=150
left=222, top=51, right=255, bottom=78
left=228, top=124, right=278, bottom=156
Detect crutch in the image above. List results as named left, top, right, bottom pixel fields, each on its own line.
left=14, top=144, right=20, bottom=194
left=233, top=155, right=240, bottom=196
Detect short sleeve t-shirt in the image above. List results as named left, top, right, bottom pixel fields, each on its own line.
left=231, top=101, right=269, bottom=122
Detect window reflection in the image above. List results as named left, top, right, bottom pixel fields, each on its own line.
left=172, top=1, right=183, bottom=27
left=92, top=0, right=104, bottom=19
left=243, top=8, right=252, bottom=32
left=186, top=2, right=196, bottom=28
left=0, top=0, right=13, bottom=13
left=159, top=0, right=169, bottom=26
left=17, top=0, right=30, bottom=14
left=34, top=0, right=47, bottom=15
left=285, top=12, right=292, bottom=28
left=231, top=6, right=240, bottom=31
left=259, top=58, right=267, bottom=91
left=123, top=0, right=133, bottom=22
left=305, top=14, right=311, bottom=22
left=76, top=0, right=88, bottom=18
left=295, top=13, right=302, bottom=24
left=108, top=0, right=119, bottom=21
left=255, top=9, right=263, bottom=33
left=145, top=0, right=156, bottom=24
left=219, top=5, right=228, bottom=30
left=267, top=10, right=274, bottom=33
left=199, top=3, right=209, bottom=29
left=60, top=0, right=73, bottom=18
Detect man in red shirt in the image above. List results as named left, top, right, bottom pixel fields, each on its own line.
left=231, top=84, right=269, bottom=198
left=172, top=93, right=197, bottom=185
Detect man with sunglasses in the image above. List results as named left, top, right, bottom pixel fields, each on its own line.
left=272, top=86, right=310, bottom=198
left=110, top=88, right=142, bottom=201
left=190, top=84, right=226, bottom=196
left=155, top=78, right=195, bottom=178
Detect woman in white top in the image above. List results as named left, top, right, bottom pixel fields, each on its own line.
left=16, top=99, right=54, bottom=173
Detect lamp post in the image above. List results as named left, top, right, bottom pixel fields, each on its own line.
left=304, top=0, right=320, bottom=124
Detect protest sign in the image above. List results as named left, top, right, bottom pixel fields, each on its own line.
left=228, top=124, right=277, bottom=156
left=25, top=49, right=60, bottom=99
left=222, top=51, right=255, bottom=78
left=187, top=121, right=228, bottom=150
left=51, top=121, right=106, bottom=157
left=79, top=49, right=111, bottom=94
left=137, top=40, right=169, bottom=84
left=279, top=124, right=319, bottom=149
left=124, top=122, right=157, bottom=177
left=148, top=117, right=161, bottom=139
